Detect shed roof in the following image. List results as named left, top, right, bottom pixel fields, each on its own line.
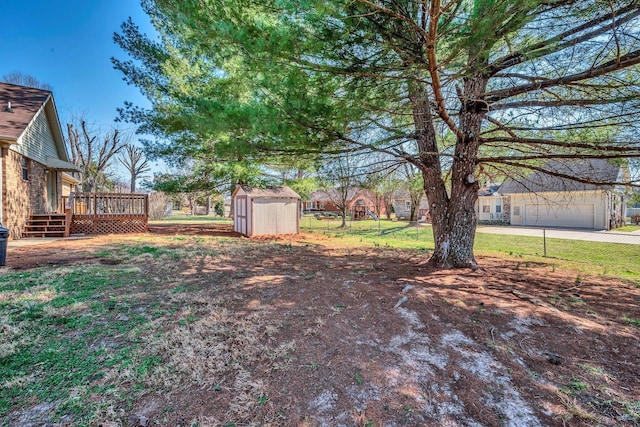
left=234, top=185, right=300, bottom=199
left=499, top=159, right=621, bottom=194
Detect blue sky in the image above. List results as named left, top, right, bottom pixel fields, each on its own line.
left=0, top=0, right=159, bottom=172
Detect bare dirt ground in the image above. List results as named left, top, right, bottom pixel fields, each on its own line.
left=4, top=225, right=640, bottom=426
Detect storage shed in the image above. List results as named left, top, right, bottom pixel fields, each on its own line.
left=232, top=185, right=301, bottom=236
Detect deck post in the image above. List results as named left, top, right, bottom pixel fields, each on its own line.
left=64, top=193, right=75, bottom=237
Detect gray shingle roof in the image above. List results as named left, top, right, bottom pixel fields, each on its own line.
left=499, top=159, right=621, bottom=194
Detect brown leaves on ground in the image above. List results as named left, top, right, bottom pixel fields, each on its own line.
left=4, top=229, right=640, bottom=427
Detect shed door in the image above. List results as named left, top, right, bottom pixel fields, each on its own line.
left=234, top=196, right=248, bottom=235
left=524, top=203, right=594, bottom=229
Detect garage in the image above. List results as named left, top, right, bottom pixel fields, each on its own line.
left=524, top=203, right=595, bottom=228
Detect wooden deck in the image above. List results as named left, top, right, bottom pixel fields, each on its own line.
left=63, top=193, right=149, bottom=236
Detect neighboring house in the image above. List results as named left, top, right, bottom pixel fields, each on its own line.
left=305, top=188, right=386, bottom=219
left=0, top=83, right=81, bottom=239
left=476, top=183, right=510, bottom=223
left=393, top=190, right=430, bottom=221
left=499, top=159, right=628, bottom=230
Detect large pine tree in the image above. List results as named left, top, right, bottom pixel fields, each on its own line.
left=114, top=0, right=640, bottom=268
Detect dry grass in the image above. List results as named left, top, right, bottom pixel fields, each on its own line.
left=2, top=233, right=640, bottom=426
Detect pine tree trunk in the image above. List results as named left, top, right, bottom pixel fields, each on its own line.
left=410, top=72, right=486, bottom=269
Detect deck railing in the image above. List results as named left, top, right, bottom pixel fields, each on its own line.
left=63, top=192, right=149, bottom=216
left=62, top=192, right=149, bottom=235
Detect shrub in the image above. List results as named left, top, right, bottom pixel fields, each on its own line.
left=631, top=213, right=640, bottom=225
left=148, top=192, right=171, bottom=220
left=214, top=200, right=224, bottom=216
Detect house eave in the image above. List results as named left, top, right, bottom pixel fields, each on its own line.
left=46, top=156, right=82, bottom=172
left=0, top=135, right=17, bottom=145
left=62, top=172, right=81, bottom=185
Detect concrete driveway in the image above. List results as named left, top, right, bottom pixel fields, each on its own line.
left=476, top=225, right=640, bottom=245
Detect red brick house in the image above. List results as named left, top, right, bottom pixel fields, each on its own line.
left=305, top=188, right=387, bottom=219
left=0, top=83, right=80, bottom=239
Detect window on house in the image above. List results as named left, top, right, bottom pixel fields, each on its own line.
left=21, top=157, right=28, bottom=181
left=513, top=206, right=520, bottom=216
left=405, top=201, right=411, bottom=211
left=482, top=205, right=490, bottom=213
left=495, top=201, right=502, bottom=213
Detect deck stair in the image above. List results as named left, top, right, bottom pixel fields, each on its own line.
left=22, top=214, right=67, bottom=238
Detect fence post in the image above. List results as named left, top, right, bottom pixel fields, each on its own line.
left=543, top=228, right=547, bottom=257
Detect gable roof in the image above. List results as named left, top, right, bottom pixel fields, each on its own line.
left=233, top=185, right=300, bottom=199
left=499, top=159, right=621, bottom=194
left=0, top=82, right=52, bottom=141
left=0, top=82, right=75, bottom=168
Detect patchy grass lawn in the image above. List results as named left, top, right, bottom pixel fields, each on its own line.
left=302, top=217, right=640, bottom=282
left=2, top=227, right=640, bottom=426
left=150, top=214, right=233, bottom=225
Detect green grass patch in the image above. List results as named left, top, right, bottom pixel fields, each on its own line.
left=0, top=265, right=163, bottom=425
left=616, top=225, right=640, bottom=232
left=623, top=316, right=640, bottom=327
left=474, top=233, right=640, bottom=281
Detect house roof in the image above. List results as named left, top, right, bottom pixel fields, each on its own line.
left=0, top=82, right=52, bottom=141
left=392, top=189, right=410, bottom=199
left=233, top=185, right=300, bottom=199
left=478, top=184, right=501, bottom=197
left=0, top=82, right=72, bottom=164
left=499, top=159, right=621, bottom=194
left=309, top=187, right=374, bottom=202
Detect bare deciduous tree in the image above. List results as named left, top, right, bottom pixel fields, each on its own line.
left=318, top=151, right=367, bottom=227
left=67, top=119, right=126, bottom=192
left=1, top=71, right=52, bottom=91
left=118, top=144, right=151, bottom=193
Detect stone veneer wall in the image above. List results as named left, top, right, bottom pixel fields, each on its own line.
left=501, top=196, right=511, bottom=223
left=3, top=148, right=54, bottom=239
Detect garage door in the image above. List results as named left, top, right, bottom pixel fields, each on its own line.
left=524, top=203, right=594, bottom=228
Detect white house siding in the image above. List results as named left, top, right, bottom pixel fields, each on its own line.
left=252, top=199, right=298, bottom=235
left=12, top=107, right=60, bottom=164
left=509, top=191, right=609, bottom=230
left=477, top=196, right=505, bottom=222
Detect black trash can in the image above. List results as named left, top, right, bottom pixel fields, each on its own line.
left=0, top=227, right=9, bottom=267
